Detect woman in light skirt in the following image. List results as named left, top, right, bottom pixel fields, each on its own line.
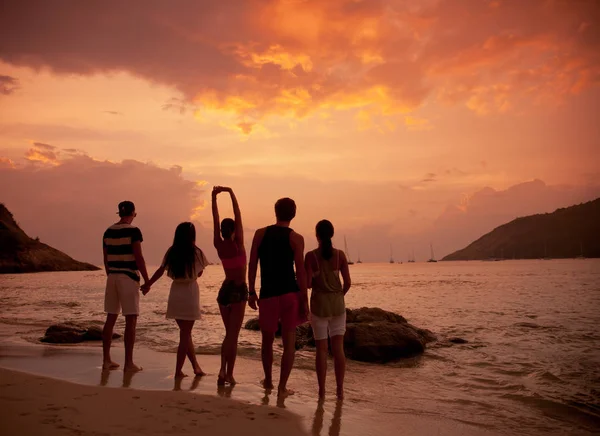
left=144, top=222, right=208, bottom=378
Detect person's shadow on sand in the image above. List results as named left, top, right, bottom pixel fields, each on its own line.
left=311, top=399, right=343, bottom=436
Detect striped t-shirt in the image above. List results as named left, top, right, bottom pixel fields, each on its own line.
left=103, top=223, right=143, bottom=282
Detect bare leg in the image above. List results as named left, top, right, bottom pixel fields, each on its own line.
left=123, top=315, right=142, bottom=372
left=186, top=332, right=205, bottom=376
left=315, top=339, right=328, bottom=398
left=225, top=301, right=246, bottom=384
left=331, top=335, right=346, bottom=399
left=261, top=330, right=275, bottom=389
left=218, top=304, right=231, bottom=384
left=175, top=319, right=194, bottom=378
left=102, top=313, right=119, bottom=370
left=278, top=328, right=296, bottom=396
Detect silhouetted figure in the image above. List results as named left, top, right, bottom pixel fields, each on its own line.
left=248, top=197, right=308, bottom=397
left=143, top=222, right=208, bottom=378
left=305, top=220, right=351, bottom=399
left=212, top=186, right=248, bottom=386
left=102, top=201, right=149, bottom=372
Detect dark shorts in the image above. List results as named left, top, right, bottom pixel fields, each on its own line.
left=217, top=280, right=248, bottom=306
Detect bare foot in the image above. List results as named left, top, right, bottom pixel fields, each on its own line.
left=123, top=363, right=142, bottom=372
left=102, top=361, right=120, bottom=370
left=175, top=372, right=189, bottom=379
left=224, top=375, right=237, bottom=385
left=278, top=386, right=295, bottom=397
left=217, top=376, right=226, bottom=386
left=261, top=379, right=274, bottom=389
left=193, top=362, right=206, bottom=377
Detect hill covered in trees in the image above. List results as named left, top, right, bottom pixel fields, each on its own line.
left=442, top=198, right=600, bottom=261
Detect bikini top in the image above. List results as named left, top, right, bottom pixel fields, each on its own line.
left=221, top=252, right=247, bottom=269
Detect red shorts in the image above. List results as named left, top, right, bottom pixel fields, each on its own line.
left=259, top=292, right=305, bottom=333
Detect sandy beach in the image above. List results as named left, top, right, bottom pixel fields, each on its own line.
left=0, top=339, right=501, bottom=436
left=0, top=367, right=307, bottom=436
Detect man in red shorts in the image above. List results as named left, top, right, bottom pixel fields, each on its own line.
left=248, top=197, right=308, bottom=396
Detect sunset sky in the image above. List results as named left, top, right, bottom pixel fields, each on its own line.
left=1, top=0, right=599, bottom=264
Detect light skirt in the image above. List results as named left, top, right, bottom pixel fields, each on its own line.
left=166, top=280, right=201, bottom=321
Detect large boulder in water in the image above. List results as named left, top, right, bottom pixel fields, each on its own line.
left=345, top=307, right=407, bottom=324
left=244, top=306, right=436, bottom=362
left=344, top=321, right=425, bottom=362
left=41, top=322, right=121, bottom=343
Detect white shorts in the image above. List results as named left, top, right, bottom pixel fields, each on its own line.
left=310, top=312, right=346, bottom=341
left=104, top=274, right=140, bottom=316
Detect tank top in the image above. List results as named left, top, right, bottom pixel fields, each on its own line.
left=258, top=225, right=299, bottom=299
left=310, top=248, right=345, bottom=317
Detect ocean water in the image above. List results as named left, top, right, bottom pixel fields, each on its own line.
left=0, top=260, right=599, bottom=435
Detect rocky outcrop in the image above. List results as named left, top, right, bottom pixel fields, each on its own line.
left=0, top=204, right=100, bottom=273
left=244, top=306, right=436, bottom=362
left=41, top=322, right=121, bottom=343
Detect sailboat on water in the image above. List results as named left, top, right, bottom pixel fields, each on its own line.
left=427, top=243, right=437, bottom=263
left=357, top=250, right=363, bottom=264
left=407, top=248, right=416, bottom=263
left=389, top=244, right=395, bottom=264
left=344, top=236, right=354, bottom=265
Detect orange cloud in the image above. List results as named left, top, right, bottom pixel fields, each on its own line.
left=0, top=157, right=16, bottom=168
left=1, top=0, right=598, bottom=131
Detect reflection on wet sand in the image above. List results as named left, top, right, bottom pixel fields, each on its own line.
left=312, top=399, right=343, bottom=436
left=100, top=369, right=109, bottom=386
left=123, top=370, right=137, bottom=388
left=173, top=374, right=204, bottom=391
left=217, top=384, right=235, bottom=398
left=99, top=369, right=141, bottom=388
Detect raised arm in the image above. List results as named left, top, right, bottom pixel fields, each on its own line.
left=339, top=250, right=352, bottom=295
left=211, top=187, right=221, bottom=248
left=247, top=228, right=265, bottom=310
left=226, top=188, right=244, bottom=245
left=291, top=232, right=308, bottom=318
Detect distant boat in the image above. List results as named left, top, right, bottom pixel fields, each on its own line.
left=576, top=241, right=585, bottom=259
left=427, top=243, right=437, bottom=263
left=389, top=244, right=395, bottom=264
left=344, top=236, right=354, bottom=265
left=357, top=249, right=363, bottom=264
left=407, top=248, right=415, bottom=263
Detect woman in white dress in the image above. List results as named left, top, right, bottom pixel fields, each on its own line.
left=144, top=222, right=208, bottom=378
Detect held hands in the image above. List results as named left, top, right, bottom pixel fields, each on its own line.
left=140, top=283, right=151, bottom=296
left=212, top=186, right=232, bottom=196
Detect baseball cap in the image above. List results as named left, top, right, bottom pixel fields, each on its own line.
left=117, top=201, right=136, bottom=217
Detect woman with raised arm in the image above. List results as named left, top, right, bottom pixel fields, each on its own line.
left=143, top=222, right=208, bottom=379
left=212, top=186, right=248, bottom=385
left=304, top=220, right=351, bottom=400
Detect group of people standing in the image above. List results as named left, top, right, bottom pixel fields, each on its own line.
left=101, top=187, right=351, bottom=399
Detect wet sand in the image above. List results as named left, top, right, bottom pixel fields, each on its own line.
left=0, top=340, right=499, bottom=436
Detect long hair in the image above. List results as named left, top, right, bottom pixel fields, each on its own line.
left=316, top=219, right=334, bottom=260
left=164, top=222, right=197, bottom=279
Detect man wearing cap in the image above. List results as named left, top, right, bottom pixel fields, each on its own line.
left=101, top=201, right=149, bottom=372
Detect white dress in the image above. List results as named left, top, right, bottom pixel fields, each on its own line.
left=163, top=247, right=208, bottom=321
